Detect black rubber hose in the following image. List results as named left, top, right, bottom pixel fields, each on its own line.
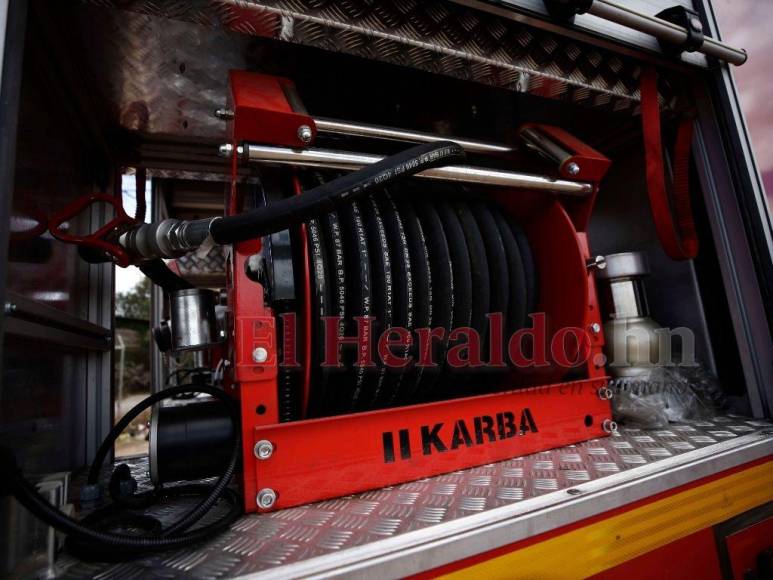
left=208, top=141, right=465, bottom=244
left=87, top=385, right=239, bottom=537
left=7, top=469, right=240, bottom=553
left=139, top=258, right=194, bottom=292
left=0, top=385, right=242, bottom=553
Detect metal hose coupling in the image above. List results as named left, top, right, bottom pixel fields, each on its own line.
left=119, top=217, right=219, bottom=260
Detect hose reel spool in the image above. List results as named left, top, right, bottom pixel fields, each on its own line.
left=256, top=169, right=541, bottom=420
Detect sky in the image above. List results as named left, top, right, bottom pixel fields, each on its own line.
left=712, top=0, right=773, bottom=200
left=115, top=175, right=151, bottom=294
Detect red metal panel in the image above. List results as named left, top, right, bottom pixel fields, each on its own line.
left=726, top=516, right=773, bottom=579
left=229, top=236, right=281, bottom=511
left=229, top=70, right=316, bottom=147
left=591, top=528, right=722, bottom=580
left=249, top=378, right=611, bottom=510
left=519, top=123, right=612, bottom=182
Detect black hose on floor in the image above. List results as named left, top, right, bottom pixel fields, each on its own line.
left=0, top=385, right=242, bottom=556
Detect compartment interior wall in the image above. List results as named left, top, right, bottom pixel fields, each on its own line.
left=1, top=3, right=114, bottom=473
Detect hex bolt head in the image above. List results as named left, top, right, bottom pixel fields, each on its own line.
left=590, top=322, right=601, bottom=334
left=256, top=488, right=277, bottom=509
left=4, top=302, right=17, bottom=315
left=597, top=387, right=614, bottom=400
left=602, top=419, right=618, bottom=434
left=254, top=439, right=274, bottom=460
left=218, top=143, right=244, bottom=158
left=214, top=108, right=235, bottom=120
left=566, top=162, right=581, bottom=176
left=252, top=346, right=268, bottom=363
left=297, top=124, right=313, bottom=144
left=586, top=255, right=607, bottom=271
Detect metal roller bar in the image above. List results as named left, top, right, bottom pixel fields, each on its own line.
left=520, top=127, right=572, bottom=166
left=313, top=118, right=515, bottom=154
left=588, top=0, right=747, bottom=65
left=239, top=144, right=593, bottom=195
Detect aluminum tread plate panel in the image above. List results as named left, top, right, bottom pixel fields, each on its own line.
left=70, top=0, right=684, bottom=141
left=57, top=414, right=772, bottom=578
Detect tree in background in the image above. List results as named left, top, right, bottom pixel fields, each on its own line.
left=116, top=276, right=151, bottom=320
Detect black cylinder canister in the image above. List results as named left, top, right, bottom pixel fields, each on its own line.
left=149, top=398, right=234, bottom=485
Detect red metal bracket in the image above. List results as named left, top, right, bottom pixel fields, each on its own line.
left=48, top=192, right=137, bottom=267
left=250, top=377, right=611, bottom=511
left=229, top=70, right=316, bottom=148
left=519, top=123, right=611, bottom=182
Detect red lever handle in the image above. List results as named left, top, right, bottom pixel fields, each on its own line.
left=48, top=193, right=138, bottom=267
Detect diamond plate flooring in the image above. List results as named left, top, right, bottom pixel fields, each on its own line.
left=58, top=415, right=771, bottom=578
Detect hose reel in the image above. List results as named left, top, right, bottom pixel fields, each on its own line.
left=267, top=173, right=540, bottom=418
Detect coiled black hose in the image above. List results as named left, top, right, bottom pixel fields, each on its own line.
left=119, top=141, right=465, bottom=262
left=209, top=140, right=466, bottom=244
left=0, top=385, right=241, bottom=554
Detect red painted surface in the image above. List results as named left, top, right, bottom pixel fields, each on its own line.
left=519, top=123, right=612, bottom=182
left=726, top=516, right=773, bottom=579
left=228, top=237, right=281, bottom=511
left=250, top=378, right=611, bottom=510
left=591, top=528, right=722, bottom=580
left=292, top=173, right=313, bottom=419
left=229, top=70, right=316, bottom=148
left=48, top=192, right=137, bottom=267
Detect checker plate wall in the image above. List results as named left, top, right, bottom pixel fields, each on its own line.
left=68, top=0, right=684, bottom=142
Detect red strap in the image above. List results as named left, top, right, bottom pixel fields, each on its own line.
left=641, top=66, right=699, bottom=260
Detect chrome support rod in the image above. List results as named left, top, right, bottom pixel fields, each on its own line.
left=240, top=144, right=594, bottom=195
left=313, top=118, right=515, bottom=155
left=588, top=0, right=747, bottom=65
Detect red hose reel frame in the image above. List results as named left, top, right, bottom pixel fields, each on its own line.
left=225, top=72, right=613, bottom=513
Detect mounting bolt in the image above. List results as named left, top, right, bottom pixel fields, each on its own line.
left=297, top=125, right=313, bottom=144
left=589, top=322, right=601, bottom=334
left=252, top=347, right=268, bottom=363
left=566, top=488, right=582, bottom=496
left=586, top=255, right=607, bottom=271
left=690, top=17, right=703, bottom=32
left=214, top=108, right=234, bottom=120
left=597, top=387, right=614, bottom=400
left=4, top=302, right=17, bottom=315
left=218, top=143, right=244, bottom=158
left=256, top=488, right=277, bottom=509
left=566, top=162, right=581, bottom=176
left=254, top=439, right=274, bottom=460
left=602, top=419, right=618, bottom=434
